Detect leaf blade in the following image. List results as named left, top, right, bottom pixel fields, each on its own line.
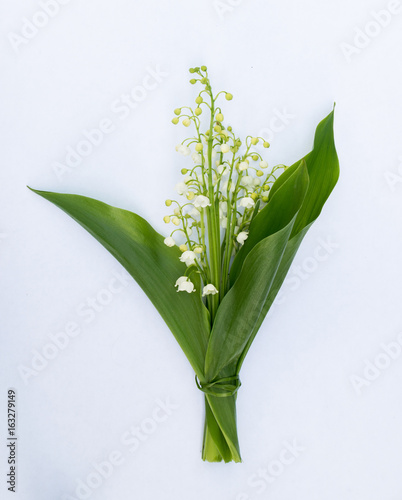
left=29, top=188, right=210, bottom=377
left=205, top=161, right=309, bottom=381
left=235, top=109, right=340, bottom=373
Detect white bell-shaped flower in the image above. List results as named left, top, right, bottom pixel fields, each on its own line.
left=164, top=237, right=175, bottom=247
left=179, top=250, right=197, bottom=267
left=239, top=197, right=255, bottom=209
left=175, top=276, right=196, bottom=293
left=177, top=145, right=191, bottom=156
left=241, top=176, right=253, bottom=188
left=202, top=284, right=219, bottom=296
left=236, top=231, right=249, bottom=245
left=189, top=207, right=201, bottom=218
left=176, top=182, right=189, bottom=196
left=192, top=153, right=202, bottom=164
left=217, top=164, right=228, bottom=176
left=193, top=195, right=211, bottom=208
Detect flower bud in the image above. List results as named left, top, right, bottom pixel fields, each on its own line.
left=182, top=118, right=191, bottom=127
left=190, top=79, right=196, bottom=84
left=194, top=246, right=203, bottom=254
left=201, top=65, right=207, bottom=71
left=214, top=125, right=222, bottom=133
left=262, top=196, right=269, bottom=203
left=174, top=108, right=181, bottom=116
left=263, top=184, right=270, bottom=191
left=225, top=93, right=233, bottom=100
left=179, top=244, right=188, bottom=252
left=259, top=160, right=268, bottom=169
left=172, top=217, right=180, bottom=226
left=251, top=193, right=258, bottom=200
left=201, top=77, right=207, bottom=84
left=251, top=137, right=259, bottom=145
left=195, top=96, right=203, bottom=104
left=174, top=208, right=181, bottom=216
left=263, top=141, right=270, bottom=148
left=227, top=126, right=232, bottom=131
left=220, top=144, right=230, bottom=154
left=163, top=216, right=171, bottom=223
left=252, top=154, right=259, bottom=161
left=189, top=68, right=195, bottom=74
left=195, top=107, right=202, bottom=116
left=187, top=192, right=195, bottom=200
left=195, top=143, right=203, bottom=152
left=172, top=117, right=179, bottom=125
left=181, top=168, right=188, bottom=175
left=165, top=199, right=172, bottom=206
left=256, top=170, right=263, bottom=177
left=216, top=113, right=224, bottom=122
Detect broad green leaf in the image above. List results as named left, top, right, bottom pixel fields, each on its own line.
left=230, top=159, right=309, bottom=284
left=289, top=109, right=339, bottom=237
left=235, top=227, right=308, bottom=373
left=231, top=110, right=339, bottom=287
left=235, top=109, right=339, bottom=373
left=203, top=110, right=339, bottom=460
left=205, top=161, right=309, bottom=381
left=29, top=189, right=210, bottom=378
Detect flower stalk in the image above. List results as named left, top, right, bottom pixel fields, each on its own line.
left=165, top=66, right=278, bottom=318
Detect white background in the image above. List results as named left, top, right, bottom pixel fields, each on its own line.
left=1, top=0, right=402, bottom=499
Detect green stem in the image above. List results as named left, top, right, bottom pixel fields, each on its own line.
left=202, top=396, right=241, bottom=463
left=205, top=83, right=220, bottom=322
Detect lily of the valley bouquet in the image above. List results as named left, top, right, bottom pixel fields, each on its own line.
left=31, top=66, right=339, bottom=462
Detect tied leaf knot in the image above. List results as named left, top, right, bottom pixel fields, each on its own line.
left=195, top=375, right=241, bottom=398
